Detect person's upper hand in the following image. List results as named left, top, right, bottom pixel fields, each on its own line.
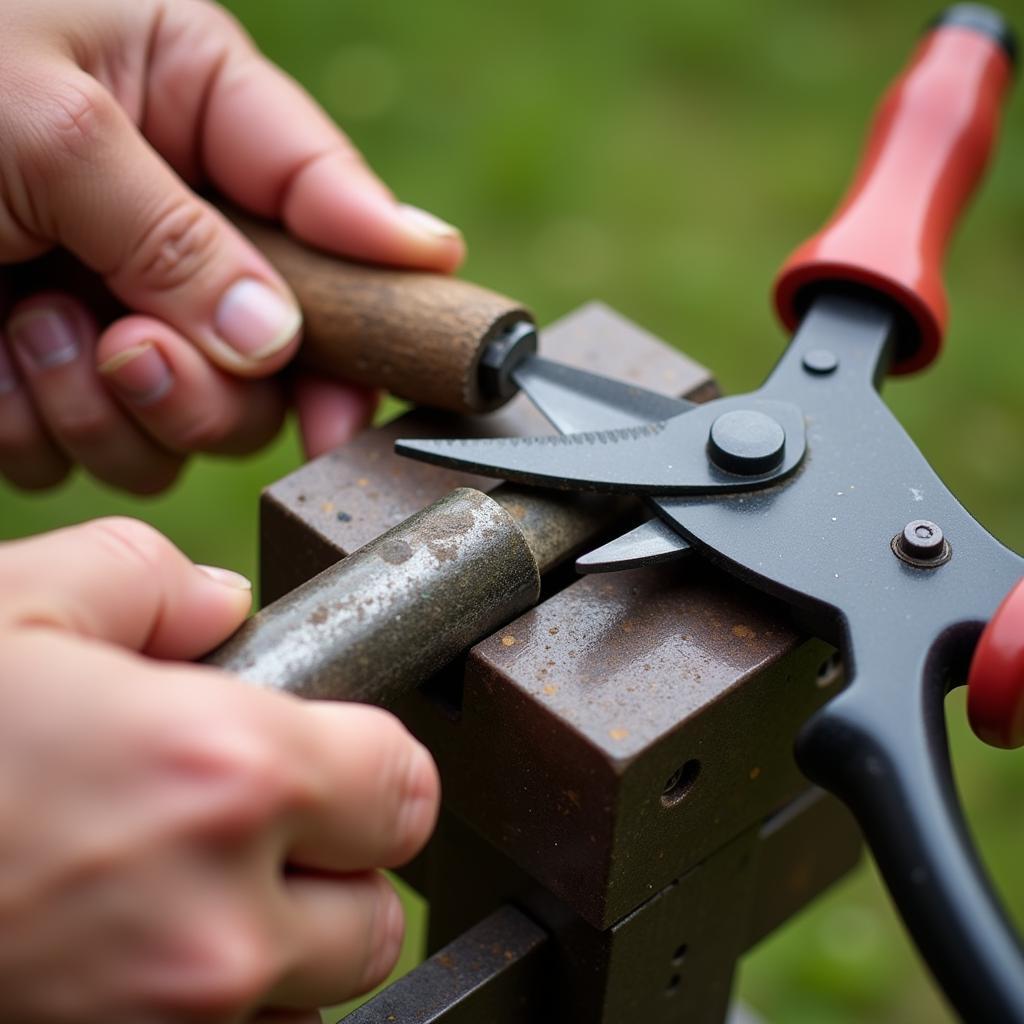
left=0, top=516, right=440, bottom=1021
left=0, top=0, right=465, bottom=493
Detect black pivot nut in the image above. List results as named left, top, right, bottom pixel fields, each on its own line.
left=707, top=410, right=786, bottom=475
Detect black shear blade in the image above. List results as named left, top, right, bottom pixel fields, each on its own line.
left=398, top=396, right=805, bottom=495
left=511, top=355, right=695, bottom=434
left=397, top=422, right=693, bottom=493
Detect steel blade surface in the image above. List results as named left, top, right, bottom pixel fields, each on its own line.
left=576, top=517, right=692, bottom=573
left=511, top=355, right=694, bottom=434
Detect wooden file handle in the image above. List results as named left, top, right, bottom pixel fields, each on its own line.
left=225, top=207, right=535, bottom=414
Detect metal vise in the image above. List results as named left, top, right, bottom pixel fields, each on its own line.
left=223, top=304, right=861, bottom=1023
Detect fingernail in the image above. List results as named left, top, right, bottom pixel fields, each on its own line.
left=8, top=308, right=80, bottom=371
left=197, top=565, right=253, bottom=591
left=214, top=278, right=302, bottom=361
left=0, top=339, right=17, bottom=395
left=397, top=204, right=462, bottom=240
left=99, top=343, right=172, bottom=406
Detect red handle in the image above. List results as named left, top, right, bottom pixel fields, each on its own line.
left=968, top=578, right=1024, bottom=749
left=774, top=9, right=1015, bottom=373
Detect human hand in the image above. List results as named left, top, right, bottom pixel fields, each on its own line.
left=0, top=0, right=464, bottom=493
left=0, top=517, right=440, bottom=1022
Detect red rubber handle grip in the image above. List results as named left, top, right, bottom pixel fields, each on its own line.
left=968, top=578, right=1024, bottom=748
left=774, top=12, right=1014, bottom=373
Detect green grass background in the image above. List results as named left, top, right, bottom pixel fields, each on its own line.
left=2, top=1, right=1023, bottom=1020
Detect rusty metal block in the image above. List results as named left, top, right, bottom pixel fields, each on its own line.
left=402, top=563, right=840, bottom=929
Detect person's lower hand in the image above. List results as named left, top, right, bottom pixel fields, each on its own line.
left=0, top=0, right=465, bottom=493
left=0, top=517, right=440, bottom=1022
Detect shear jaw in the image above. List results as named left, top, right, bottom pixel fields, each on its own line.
left=396, top=393, right=806, bottom=497
left=396, top=356, right=805, bottom=573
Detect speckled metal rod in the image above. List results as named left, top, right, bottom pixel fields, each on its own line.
left=204, top=488, right=540, bottom=705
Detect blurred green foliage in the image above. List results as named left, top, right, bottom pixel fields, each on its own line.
left=1, top=0, right=1022, bottom=1020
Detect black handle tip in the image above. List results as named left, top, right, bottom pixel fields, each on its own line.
left=478, top=319, right=538, bottom=402
left=929, top=5, right=1018, bottom=68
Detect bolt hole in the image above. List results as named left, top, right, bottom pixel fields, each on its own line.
left=666, top=973, right=682, bottom=997
left=816, top=652, right=843, bottom=689
left=661, top=759, right=700, bottom=808
left=672, top=944, right=688, bottom=966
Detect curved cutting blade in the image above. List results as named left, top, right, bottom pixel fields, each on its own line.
left=576, top=517, right=692, bottom=573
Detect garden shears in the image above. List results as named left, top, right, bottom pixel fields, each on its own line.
left=391, top=7, right=1024, bottom=1021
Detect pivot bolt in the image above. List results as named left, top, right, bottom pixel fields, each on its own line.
left=802, top=348, right=839, bottom=375
left=892, top=519, right=951, bottom=567
left=707, top=410, right=785, bottom=475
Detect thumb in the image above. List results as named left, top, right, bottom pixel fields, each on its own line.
left=10, top=65, right=302, bottom=377
left=0, top=517, right=252, bottom=659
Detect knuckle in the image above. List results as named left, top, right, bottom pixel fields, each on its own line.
left=170, top=915, right=278, bottom=1017
left=202, top=950, right=275, bottom=1015
left=186, top=0, right=249, bottom=40
left=390, top=748, right=439, bottom=864
left=152, top=3, right=253, bottom=103
left=367, top=708, right=419, bottom=778
left=162, top=723, right=294, bottom=839
left=0, top=459, right=69, bottom=491
left=18, top=76, right=118, bottom=181
left=172, top=410, right=233, bottom=452
left=0, top=417, right=67, bottom=490
left=50, top=405, right=114, bottom=449
left=86, top=516, right=176, bottom=576
left=123, top=198, right=222, bottom=295
left=119, top=458, right=183, bottom=497
left=358, top=710, right=439, bottom=864
left=170, top=385, right=286, bottom=456
left=359, top=875, right=403, bottom=991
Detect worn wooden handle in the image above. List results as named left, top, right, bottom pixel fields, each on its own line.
left=225, top=207, right=534, bottom=414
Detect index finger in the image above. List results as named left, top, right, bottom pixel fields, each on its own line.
left=0, top=517, right=251, bottom=658
left=144, top=4, right=464, bottom=272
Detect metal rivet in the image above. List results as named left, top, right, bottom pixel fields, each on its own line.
left=892, top=519, right=951, bottom=567
left=901, top=520, right=943, bottom=558
left=802, top=348, right=839, bottom=375
left=707, top=410, right=785, bottom=475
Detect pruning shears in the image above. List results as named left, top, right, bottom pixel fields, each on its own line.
left=387, top=7, right=1024, bottom=1021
